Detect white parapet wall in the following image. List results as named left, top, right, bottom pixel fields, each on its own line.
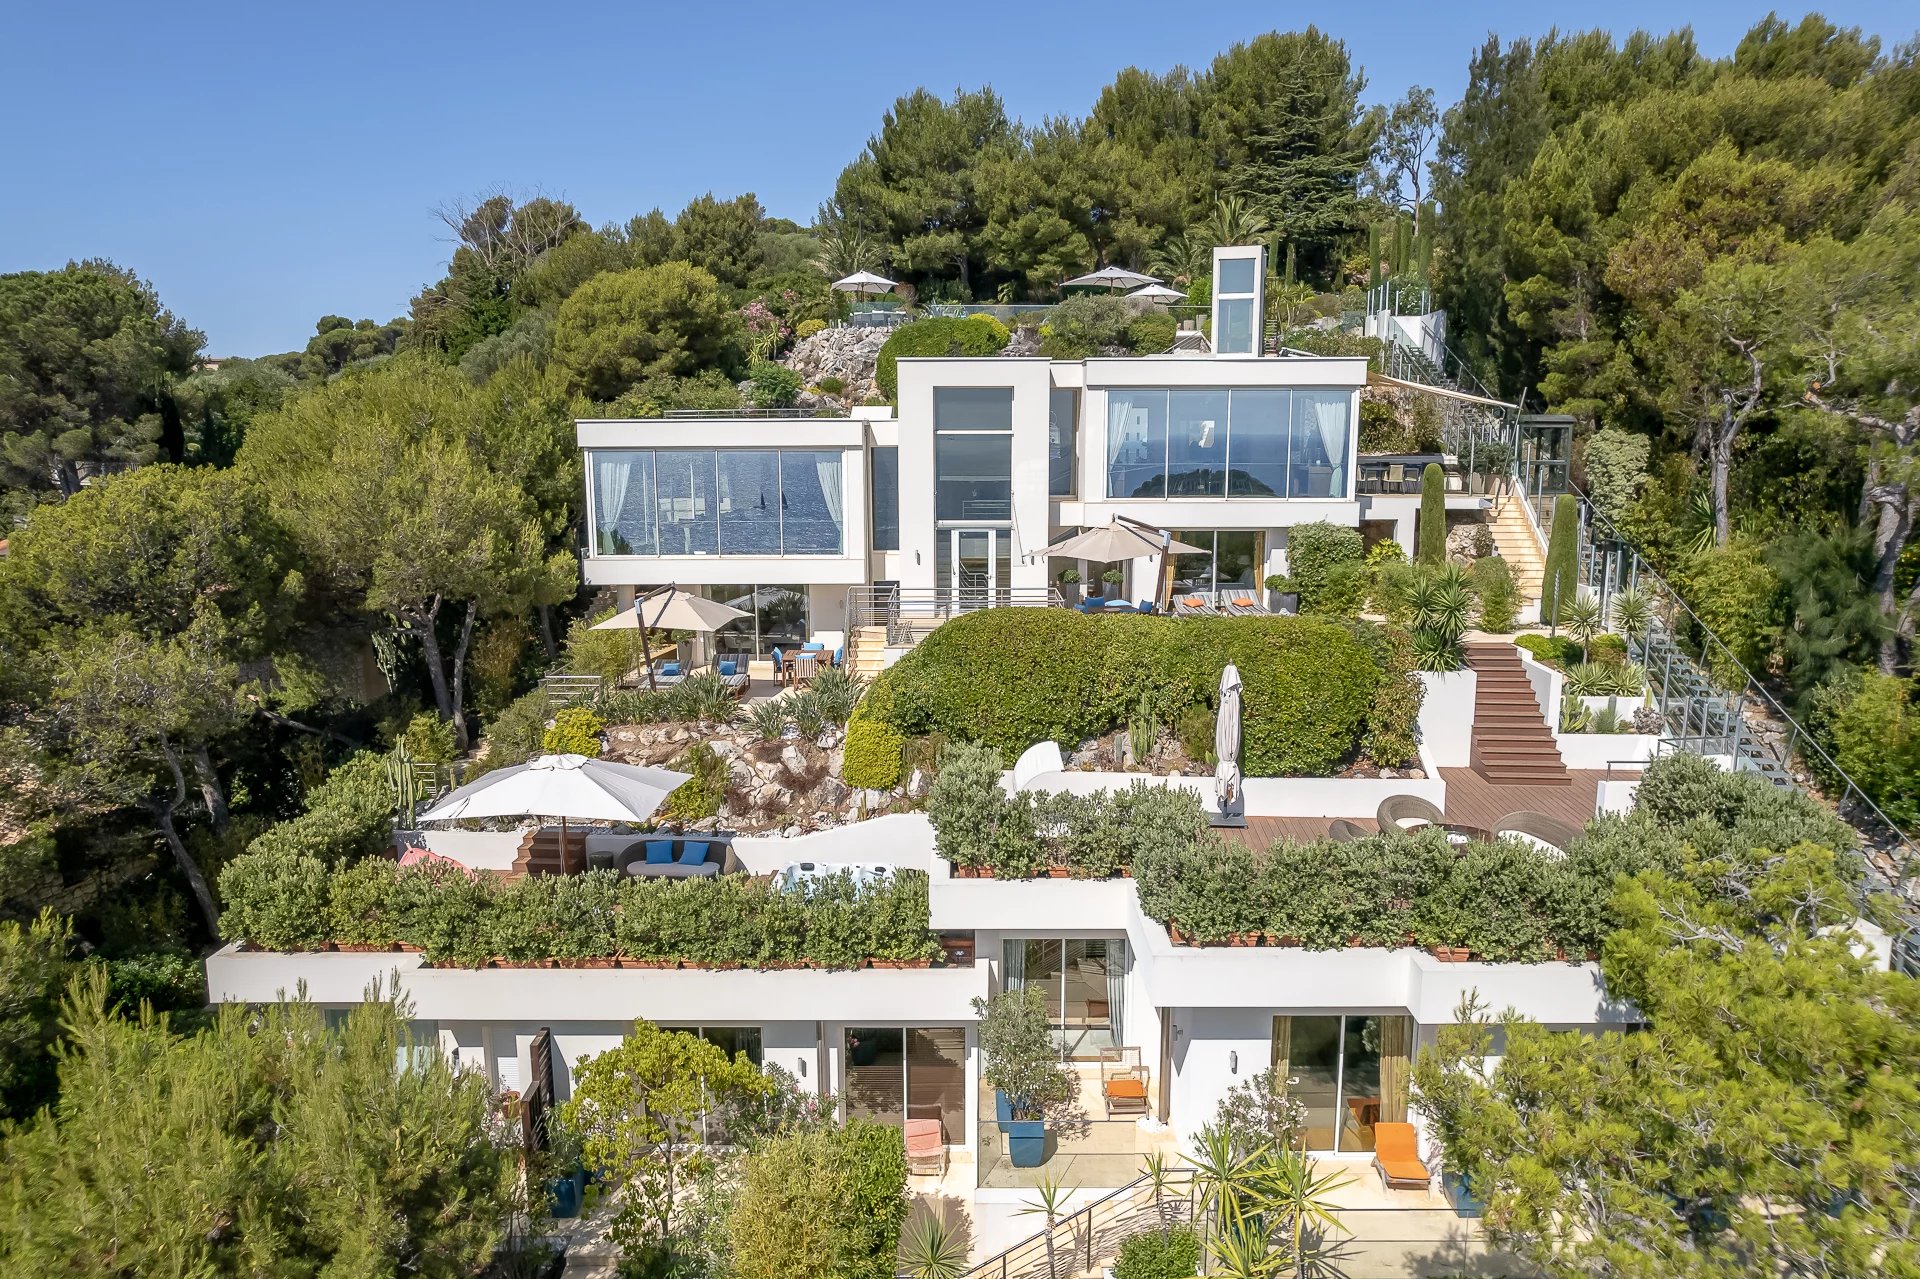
left=1013, top=768, right=1446, bottom=819
left=1416, top=669, right=1477, bottom=768
left=1556, top=733, right=1659, bottom=770
left=729, top=813, right=938, bottom=875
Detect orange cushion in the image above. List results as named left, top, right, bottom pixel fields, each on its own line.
left=1105, top=1078, right=1146, bottom=1100
left=1233, top=597, right=1254, bottom=607
left=1377, top=1155, right=1430, bottom=1181
left=1184, top=596, right=1204, bottom=607
left=904, top=1118, right=942, bottom=1152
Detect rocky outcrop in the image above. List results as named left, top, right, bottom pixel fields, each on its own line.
left=781, top=326, right=890, bottom=405
left=604, top=720, right=870, bottom=833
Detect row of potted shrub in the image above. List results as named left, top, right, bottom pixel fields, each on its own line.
left=1133, top=822, right=1675, bottom=963
left=929, top=748, right=1211, bottom=879
left=218, top=849, right=943, bottom=969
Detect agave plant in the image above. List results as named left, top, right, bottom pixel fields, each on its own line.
left=1412, top=627, right=1465, bottom=672
left=1610, top=586, right=1653, bottom=642
left=1565, top=662, right=1613, bottom=697
left=898, top=1208, right=969, bottom=1279
left=673, top=672, right=737, bottom=727
left=1015, top=1172, right=1080, bottom=1279
left=806, top=665, right=867, bottom=726
left=1609, top=661, right=1648, bottom=697
left=744, top=698, right=789, bottom=742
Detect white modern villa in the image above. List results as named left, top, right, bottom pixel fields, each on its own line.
left=205, top=248, right=1725, bottom=1266
left=574, top=247, right=1492, bottom=669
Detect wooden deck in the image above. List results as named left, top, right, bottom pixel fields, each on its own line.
left=1224, top=768, right=1633, bottom=847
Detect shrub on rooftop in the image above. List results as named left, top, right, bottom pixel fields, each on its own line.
left=875, top=315, right=1010, bottom=400
left=1126, top=312, right=1177, bottom=354
left=1284, top=522, right=1365, bottom=612
left=1038, top=294, right=1135, bottom=358
left=245, top=749, right=397, bottom=865
left=217, top=846, right=330, bottom=952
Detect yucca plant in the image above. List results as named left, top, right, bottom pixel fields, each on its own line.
left=1609, top=661, right=1648, bottom=697
left=1253, top=1149, right=1351, bottom=1275
left=670, top=672, right=736, bottom=727
left=899, top=1208, right=969, bottom=1279
left=1610, top=586, right=1653, bottom=643
left=1015, top=1172, right=1080, bottom=1279
left=1142, top=1149, right=1184, bottom=1225
left=1560, top=595, right=1603, bottom=661
left=1413, top=627, right=1466, bottom=672
left=744, top=698, right=789, bottom=741
left=806, top=665, right=867, bottom=726
left=789, top=690, right=828, bottom=741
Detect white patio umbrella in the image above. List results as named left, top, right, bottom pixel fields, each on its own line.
left=831, top=270, right=897, bottom=298
left=1214, top=665, right=1243, bottom=816
left=417, top=753, right=691, bottom=876
left=1061, top=265, right=1161, bottom=293
left=592, top=586, right=750, bottom=690
left=1128, top=283, right=1186, bottom=303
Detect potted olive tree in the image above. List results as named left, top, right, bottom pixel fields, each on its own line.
left=973, top=987, right=1069, bottom=1168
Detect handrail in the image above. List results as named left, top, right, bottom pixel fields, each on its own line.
left=958, top=1168, right=1196, bottom=1279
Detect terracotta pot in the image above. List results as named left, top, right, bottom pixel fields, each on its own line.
left=978, top=867, right=996, bottom=879
left=1167, top=923, right=1187, bottom=945
left=335, top=943, right=384, bottom=953
left=868, top=959, right=909, bottom=969
left=1119, top=865, right=1133, bottom=878
left=1045, top=866, right=1071, bottom=879
left=624, top=958, right=680, bottom=969
left=1275, top=935, right=1303, bottom=948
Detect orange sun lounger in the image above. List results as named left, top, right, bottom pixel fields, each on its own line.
left=1372, top=1122, right=1431, bottom=1190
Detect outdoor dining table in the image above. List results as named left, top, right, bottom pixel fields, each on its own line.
left=787, top=652, right=823, bottom=686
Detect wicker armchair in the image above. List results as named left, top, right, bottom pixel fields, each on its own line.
left=1494, top=811, right=1580, bottom=855
left=1327, top=818, right=1369, bottom=842
left=1376, top=794, right=1445, bottom=831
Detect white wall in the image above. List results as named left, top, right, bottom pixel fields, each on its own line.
left=1416, top=670, right=1477, bottom=768
left=1516, top=648, right=1560, bottom=727
left=1012, top=768, right=1447, bottom=819
left=1556, top=734, right=1658, bottom=770
left=730, top=813, right=937, bottom=875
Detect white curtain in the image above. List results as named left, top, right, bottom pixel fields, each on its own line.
left=1105, top=939, right=1127, bottom=1047
left=1312, top=394, right=1350, bottom=498
left=815, top=453, right=845, bottom=552
left=595, top=454, right=633, bottom=553
left=1003, top=939, right=1026, bottom=994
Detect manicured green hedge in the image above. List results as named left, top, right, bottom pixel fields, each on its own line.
left=1134, top=824, right=1671, bottom=962
left=218, top=850, right=942, bottom=968
left=863, top=609, right=1397, bottom=775
left=876, top=316, right=1010, bottom=400
left=1285, top=522, right=1364, bottom=612
left=1515, top=634, right=1581, bottom=670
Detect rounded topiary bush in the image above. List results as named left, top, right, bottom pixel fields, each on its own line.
left=876, top=316, right=1010, bottom=399
left=218, top=848, right=330, bottom=951
left=842, top=718, right=906, bottom=790
left=794, top=317, right=827, bottom=341
left=543, top=706, right=605, bottom=756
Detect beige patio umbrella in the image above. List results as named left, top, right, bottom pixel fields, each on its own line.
left=830, top=270, right=898, bottom=298
left=417, top=753, right=691, bottom=876
left=591, top=585, right=750, bottom=691
left=1044, top=519, right=1205, bottom=562
left=1214, top=664, right=1243, bottom=822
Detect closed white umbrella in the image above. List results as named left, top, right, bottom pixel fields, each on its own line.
left=418, top=753, right=692, bottom=875
left=1214, top=665, right=1243, bottom=817
left=592, top=586, right=750, bottom=690
left=1061, top=265, right=1161, bottom=293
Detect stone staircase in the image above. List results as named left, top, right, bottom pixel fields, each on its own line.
left=848, top=625, right=890, bottom=681
left=1484, top=490, right=1545, bottom=609
left=1463, top=645, right=1568, bottom=785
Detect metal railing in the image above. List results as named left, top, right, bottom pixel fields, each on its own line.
left=960, top=1168, right=1196, bottom=1279
left=540, top=674, right=602, bottom=710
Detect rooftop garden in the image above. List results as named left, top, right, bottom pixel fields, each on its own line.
left=855, top=606, right=1423, bottom=776
left=217, top=850, right=941, bottom=969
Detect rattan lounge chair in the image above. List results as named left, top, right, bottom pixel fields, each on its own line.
left=1377, top=794, right=1445, bottom=831
left=1327, top=818, right=1368, bottom=842
left=1494, top=810, right=1579, bottom=855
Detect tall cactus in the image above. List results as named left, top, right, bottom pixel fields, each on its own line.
left=386, top=743, right=420, bottom=829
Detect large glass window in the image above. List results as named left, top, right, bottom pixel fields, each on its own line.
left=1226, top=389, right=1289, bottom=497
left=1273, top=1014, right=1411, bottom=1153
left=1169, top=530, right=1264, bottom=598
left=664, top=1025, right=763, bottom=1067
left=870, top=446, right=900, bottom=550
left=1100, top=389, right=1351, bottom=501
left=588, top=449, right=847, bottom=556
left=935, top=387, right=1014, bottom=431
left=845, top=1027, right=966, bottom=1147
left=1167, top=389, right=1229, bottom=497
left=594, top=451, right=656, bottom=554
left=936, top=434, right=1012, bottom=522
left=1217, top=299, right=1256, bottom=356
left=780, top=451, right=845, bottom=554
left=1107, top=389, right=1168, bottom=498
left=1004, top=938, right=1128, bottom=1059
left=1048, top=388, right=1078, bottom=496
left=716, top=452, right=781, bottom=555
left=706, top=584, right=809, bottom=659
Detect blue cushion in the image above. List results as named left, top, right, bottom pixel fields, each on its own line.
left=833, top=647, right=843, bottom=666
left=644, top=840, right=674, bottom=865
left=718, top=660, right=737, bottom=676
left=677, top=841, right=709, bottom=866
left=771, top=647, right=784, bottom=668
left=660, top=662, right=680, bottom=677
left=802, top=642, right=825, bottom=651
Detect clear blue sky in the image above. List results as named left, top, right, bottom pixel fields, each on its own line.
left=2, top=2, right=1911, bottom=356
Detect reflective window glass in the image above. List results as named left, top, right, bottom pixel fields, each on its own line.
left=934, top=387, right=1013, bottom=431
left=1048, top=389, right=1078, bottom=496
left=1227, top=390, right=1290, bottom=497
left=655, top=451, right=717, bottom=555
left=1106, top=389, right=1168, bottom=498
left=1167, top=390, right=1229, bottom=497
left=715, top=452, right=780, bottom=555
left=780, top=451, right=844, bottom=554
left=592, top=451, right=656, bottom=555
left=871, top=446, right=899, bottom=550
left=936, top=434, right=1012, bottom=521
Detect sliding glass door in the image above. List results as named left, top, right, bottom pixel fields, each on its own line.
left=1004, top=938, right=1129, bottom=1059
left=1272, top=1014, right=1411, bottom=1153
left=844, top=1027, right=966, bottom=1146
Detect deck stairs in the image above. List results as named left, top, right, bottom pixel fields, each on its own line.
left=848, top=625, right=891, bottom=681
left=1463, top=645, right=1569, bottom=785
left=510, top=826, right=586, bottom=877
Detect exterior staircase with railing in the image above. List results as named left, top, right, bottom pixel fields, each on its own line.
left=1463, top=644, right=1569, bottom=786
left=1483, top=489, right=1546, bottom=608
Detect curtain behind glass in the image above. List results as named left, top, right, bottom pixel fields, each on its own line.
left=594, top=453, right=633, bottom=554
left=1270, top=1015, right=1292, bottom=1083
left=1377, top=1016, right=1411, bottom=1123
left=1105, top=939, right=1128, bottom=1047
left=1106, top=389, right=1168, bottom=498
left=1002, top=939, right=1026, bottom=993
left=1310, top=392, right=1351, bottom=498
left=815, top=454, right=844, bottom=543
left=780, top=451, right=843, bottom=554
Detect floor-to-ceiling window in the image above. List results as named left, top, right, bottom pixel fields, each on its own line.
left=703, top=585, right=809, bottom=658
left=844, top=1027, right=967, bottom=1146
left=1168, top=530, right=1264, bottom=598
left=1102, top=389, right=1352, bottom=501
left=1048, top=388, right=1079, bottom=496
left=663, top=1025, right=763, bottom=1067
left=1272, top=1014, right=1412, bottom=1153
left=589, top=448, right=847, bottom=556
left=1004, top=938, right=1128, bottom=1058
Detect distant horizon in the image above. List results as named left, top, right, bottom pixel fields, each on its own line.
left=3, top=0, right=1912, bottom=356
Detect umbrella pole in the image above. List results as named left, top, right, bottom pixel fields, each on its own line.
left=560, top=815, right=570, bottom=875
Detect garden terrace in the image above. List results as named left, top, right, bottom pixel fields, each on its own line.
left=858, top=607, right=1420, bottom=773
left=217, top=851, right=943, bottom=970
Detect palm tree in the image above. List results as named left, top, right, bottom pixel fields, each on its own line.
left=813, top=221, right=885, bottom=280
left=899, top=1207, right=969, bottom=1279
left=1202, top=196, right=1270, bottom=249
left=1189, top=1122, right=1265, bottom=1236
left=1148, top=231, right=1212, bottom=287
left=1252, top=1150, right=1351, bottom=1276
left=1015, top=1172, right=1079, bottom=1279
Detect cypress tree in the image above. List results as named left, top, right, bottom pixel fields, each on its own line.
left=1367, top=224, right=1382, bottom=290
left=1540, top=492, right=1580, bottom=630
left=1283, top=242, right=1296, bottom=287
left=1418, top=463, right=1447, bottom=565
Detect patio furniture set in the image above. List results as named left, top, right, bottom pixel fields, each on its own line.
left=771, top=641, right=843, bottom=686
left=1332, top=795, right=1579, bottom=853
left=648, top=657, right=751, bottom=697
